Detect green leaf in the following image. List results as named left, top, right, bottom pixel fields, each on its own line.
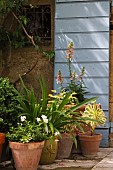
left=35, top=45, right=39, bottom=52
left=58, top=92, right=71, bottom=111
left=65, top=97, right=98, bottom=115
left=49, top=122, right=54, bottom=135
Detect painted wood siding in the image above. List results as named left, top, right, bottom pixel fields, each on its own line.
left=54, top=0, right=110, bottom=146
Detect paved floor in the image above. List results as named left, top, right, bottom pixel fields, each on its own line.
left=0, top=148, right=113, bottom=170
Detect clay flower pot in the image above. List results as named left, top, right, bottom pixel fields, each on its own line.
left=78, top=133, right=102, bottom=158
left=40, top=139, right=58, bottom=165
left=0, top=133, right=5, bottom=159
left=56, top=133, right=73, bottom=159
left=9, top=141, right=45, bottom=170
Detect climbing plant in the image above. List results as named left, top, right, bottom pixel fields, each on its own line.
left=0, top=0, right=40, bottom=49
left=0, top=0, right=54, bottom=80
left=0, top=0, right=54, bottom=54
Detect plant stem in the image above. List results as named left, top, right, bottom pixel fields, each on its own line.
left=68, top=57, right=72, bottom=85
left=11, top=11, right=36, bottom=47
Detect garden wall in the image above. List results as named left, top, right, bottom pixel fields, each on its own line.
left=0, top=47, right=54, bottom=97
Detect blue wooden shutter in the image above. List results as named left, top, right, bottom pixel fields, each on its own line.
left=54, top=0, right=110, bottom=147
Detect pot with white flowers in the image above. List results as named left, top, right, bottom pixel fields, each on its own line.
left=6, top=115, right=49, bottom=170
left=78, top=102, right=106, bottom=158
left=9, top=77, right=59, bottom=167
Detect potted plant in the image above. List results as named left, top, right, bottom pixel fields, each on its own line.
left=0, top=77, right=21, bottom=133
left=56, top=42, right=91, bottom=139
left=17, top=78, right=76, bottom=164
left=43, top=91, right=76, bottom=161
left=56, top=41, right=88, bottom=104
left=0, top=118, right=5, bottom=160
left=8, top=77, right=57, bottom=166
left=6, top=115, right=49, bottom=170
left=46, top=90, right=97, bottom=160
left=78, top=102, right=106, bottom=158
left=17, top=77, right=97, bottom=163
left=56, top=42, right=103, bottom=155
left=0, top=77, right=21, bottom=162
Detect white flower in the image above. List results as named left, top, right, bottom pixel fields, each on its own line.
left=21, top=116, right=26, bottom=122
left=41, top=115, right=47, bottom=119
left=36, top=117, right=41, bottom=122
left=41, top=115, right=48, bottom=123
left=54, top=132, right=60, bottom=136
left=43, top=118, right=48, bottom=124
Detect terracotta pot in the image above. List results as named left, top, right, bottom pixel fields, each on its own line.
left=56, top=133, right=73, bottom=159
left=64, top=104, right=86, bottom=112
left=0, top=138, right=12, bottom=162
left=66, top=104, right=101, bottom=135
left=71, top=131, right=91, bottom=154
left=71, top=135, right=82, bottom=154
left=0, top=133, right=5, bottom=159
left=9, top=141, right=45, bottom=170
left=78, top=133, right=102, bottom=158
left=40, top=139, right=58, bottom=165
left=64, top=104, right=101, bottom=112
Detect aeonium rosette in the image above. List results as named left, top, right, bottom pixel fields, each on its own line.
left=81, top=101, right=107, bottom=135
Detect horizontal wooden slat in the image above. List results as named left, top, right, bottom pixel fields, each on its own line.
left=56, top=0, right=109, bottom=2
left=100, top=139, right=109, bottom=147
left=96, top=122, right=110, bottom=129
left=95, top=128, right=110, bottom=137
left=55, top=18, right=109, bottom=33
left=85, top=94, right=109, bottom=110
left=84, top=78, right=109, bottom=94
left=55, top=1, right=110, bottom=18
left=103, top=112, right=109, bottom=122
left=55, top=32, right=109, bottom=49
left=54, top=62, right=109, bottom=77
left=54, top=77, right=109, bottom=95
left=53, top=81, right=109, bottom=110
left=55, top=49, right=109, bottom=62
left=95, top=129, right=109, bottom=147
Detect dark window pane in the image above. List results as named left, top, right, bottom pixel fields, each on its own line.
left=20, top=5, right=51, bottom=44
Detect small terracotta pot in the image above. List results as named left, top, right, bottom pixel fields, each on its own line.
left=71, top=131, right=91, bottom=154
left=0, top=133, right=5, bottom=159
left=56, top=133, right=73, bottom=159
left=9, top=141, right=45, bottom=170
left=78, top=133, right=102, bottom=158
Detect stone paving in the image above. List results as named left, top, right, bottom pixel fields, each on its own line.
left=91, top=148, right=113, bottom=170
left=38, top=148, right=113, bottom=170
left=0, top=148, right=113, bottom=170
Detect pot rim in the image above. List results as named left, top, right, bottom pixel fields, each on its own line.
left=9, top=141, right=45, bottom=150
left=78, top=133, right=102, bottom=141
